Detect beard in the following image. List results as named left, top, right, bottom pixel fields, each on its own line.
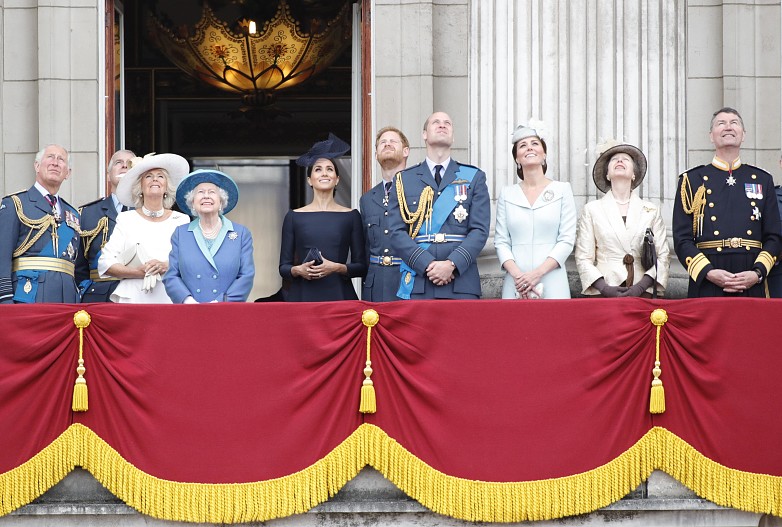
left=377, top=150, right=403, bottom=169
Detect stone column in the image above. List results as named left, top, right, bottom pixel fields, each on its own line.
left=0, top=1, right=101, bottom=203
left=470, top=0, right=686, bottom=221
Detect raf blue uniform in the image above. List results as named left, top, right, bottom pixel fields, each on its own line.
left=75, top=196, right=123, bottom=302
left=386, top=160, right=490, bottom=299
left=0, top=187, right=80, bottom=303
left=360, top=180, right=402, bottom=302
left=164, top=218, right=255, bottom=303
left=672, top=158, right=781, bottom=297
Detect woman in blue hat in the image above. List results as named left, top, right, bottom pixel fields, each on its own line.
left=164, top=169, right=255, bottom=303
left=279, top=134, right=367, bottom=301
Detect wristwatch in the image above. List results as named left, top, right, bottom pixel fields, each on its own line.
left=754, top=268, right=763, bottom=284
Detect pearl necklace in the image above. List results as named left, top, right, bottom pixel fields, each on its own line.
left=614, top=198, right=631, bottom=206
left=201, top=219, right=222, bottom=239
left=141, top=206, right=164, bottom=218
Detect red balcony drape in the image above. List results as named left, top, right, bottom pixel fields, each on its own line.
left=0, top=299, right=780, bottom=523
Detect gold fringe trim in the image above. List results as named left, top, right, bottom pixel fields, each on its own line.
left=359, top=309, right=379, bottom=414
left=2, top=425, right=781, bottom=522
left=0, top=427, right=77, bottom=516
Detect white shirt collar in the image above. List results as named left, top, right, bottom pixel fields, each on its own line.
left=425, top=157, right=451, bottom=178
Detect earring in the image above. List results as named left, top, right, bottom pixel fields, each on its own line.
left=632, top=175, right=636, bottom=181
left=164, top=192, right=168, bottom=198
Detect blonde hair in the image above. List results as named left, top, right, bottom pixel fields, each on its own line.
left=130, top=169, right=177, bottom=209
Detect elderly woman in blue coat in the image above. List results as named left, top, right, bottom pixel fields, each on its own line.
left=164, top=169, right=255, bottom=303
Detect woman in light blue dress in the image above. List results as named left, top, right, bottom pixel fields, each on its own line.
left=494, top=123, right=577, bottom=299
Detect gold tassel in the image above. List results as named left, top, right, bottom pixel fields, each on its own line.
left=72, top=310, right=92, bottom=412
left=649, top=309, right=668, bottom=414
left=359, top=309, right=379, bottom=414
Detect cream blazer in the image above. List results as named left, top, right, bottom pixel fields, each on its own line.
left=575, top=191, right=670, bottom=295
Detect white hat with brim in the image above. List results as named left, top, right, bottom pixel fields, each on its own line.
left=115, top=153, right=190, bottom=207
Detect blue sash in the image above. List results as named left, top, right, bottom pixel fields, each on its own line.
left=397, top=166, right=478, bottom=299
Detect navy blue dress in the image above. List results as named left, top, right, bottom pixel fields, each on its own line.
left=279, top=210, right=367, bottom=301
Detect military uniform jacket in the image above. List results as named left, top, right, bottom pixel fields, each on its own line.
left=0, top=186, right=80, bottom=303
left=359, top=180, right=401, bottom=302
left=672, top=159, right=781, bottom=297
left=75, top=196, right=121, bottom=302
left=386, top=160, right=490, bottom=299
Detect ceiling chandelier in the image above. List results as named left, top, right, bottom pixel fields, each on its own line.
left=147, top=1, right=351, bottom=108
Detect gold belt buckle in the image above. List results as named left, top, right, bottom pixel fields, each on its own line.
left=728, top=237, right=741, bottom=249
left=434, top=233, right=446, bottom=243
left=381, top=255, right=393, bottom=266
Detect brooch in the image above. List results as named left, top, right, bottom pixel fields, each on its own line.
left=228, top=231, right=238, bottom=240
left=543, top=190, right=554, bottom=202
left=453, top=204, right=469, bottom=223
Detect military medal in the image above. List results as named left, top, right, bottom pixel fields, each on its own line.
left=454, top=183, right=468, bottom=203
left=453, top=204, right=469, bottom=223
left=23, top=279, right=32, bottom=294
left=404, top=271, right=412, bottom=284
left=65, top=210, right=80, bottom=230
left=543, top=190, right=554, bottom=202
left=753, top=206, right=761, bottom=221
left=228, top=231, right=238, bottom=240
left=67, top=242, right=76, bottom=260
left=726, top=175, right=737, bottom=186
left=745, top=183, right=762, bottom=199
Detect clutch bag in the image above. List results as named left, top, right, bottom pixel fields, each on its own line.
left=304, top=247, right=323, bottom=265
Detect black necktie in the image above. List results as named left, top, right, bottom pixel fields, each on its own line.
left=46, top=194, right=57, bottom=208
left=434, top=165, right=443, bottom=187
left=121, top=205, right=129, bottom=212
left=384, top=181, right=392, bottom=194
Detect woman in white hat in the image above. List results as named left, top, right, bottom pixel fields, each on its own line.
left=164, top=169, right=255, bottom=303
left=494, top=122, right=577, bottom=299
left=97, top=153, right=190, bottom=303
left=575, top=142, right=670, bottom=297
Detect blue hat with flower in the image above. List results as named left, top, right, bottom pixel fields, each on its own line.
left=176, top=169, right=239, bottom=215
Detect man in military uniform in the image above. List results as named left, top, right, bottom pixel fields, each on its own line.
left=360, top=127, right=410, bottom=301
left=75, top=149, right=135, bottom=302
left=0, top=144, right=81, bottom=303
left=672, top=107, right=781, bottom=297
left=386, top=111, right=490, bottom=299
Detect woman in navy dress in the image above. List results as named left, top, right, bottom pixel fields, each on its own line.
left=279, top=134, right=366, bottom=301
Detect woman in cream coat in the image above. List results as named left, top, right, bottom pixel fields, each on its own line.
left=575, top=142, right=670, bottom=297
left=495, top=123, right=577, bottom=299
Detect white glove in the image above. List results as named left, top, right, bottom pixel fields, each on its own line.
left=142, top=273, right=161, bottom=293
left=184, top=296, right=199, bottom=304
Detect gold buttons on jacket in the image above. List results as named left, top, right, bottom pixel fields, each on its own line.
left=747, top=230, right=753, bottom=235
left=711, top=216, right=717, bottom=221
left=714, top=230, right=720, bottom=236
left=707, top=189, right=712, bottom=195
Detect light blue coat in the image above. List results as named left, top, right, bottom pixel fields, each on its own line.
left=164, top=218, right=255, bottom=303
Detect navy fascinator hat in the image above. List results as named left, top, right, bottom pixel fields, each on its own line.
left=295, top=133, right=350, bottom=167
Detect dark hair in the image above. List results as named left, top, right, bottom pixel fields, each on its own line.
left=511, top=137, right=548, bottom=179
left=710, top=107, right=744, bottom=131
left=307, top=158, right=340, bottom=179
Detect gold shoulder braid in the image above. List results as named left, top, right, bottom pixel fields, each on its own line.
left=395, top=172, right=434, bottom=238
left=679, top=173, right=706, bottom=237
left=79, top=216, right=109, bottom=259
left=11, top=194, right=58, bottom=257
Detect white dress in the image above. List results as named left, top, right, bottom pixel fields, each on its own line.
left=98, top=210, right=190, bottom=303
left=494, top=180, right=577, bottom=299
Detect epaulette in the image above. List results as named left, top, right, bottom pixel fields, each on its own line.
left=2, top=189, right=27, bottom=199
left=678, top=165, right=705, bottom=180
left=456, top=161, right=481, bottom=170
left=78, top=197, right=106, bottom=210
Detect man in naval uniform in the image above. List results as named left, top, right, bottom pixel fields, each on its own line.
left=672, top=107, right=781, bottom=297
left=75, top=149, right=135, bottom=302
left=0, top=144, right=81, bottom=303
left=386, top=111, right=490, bottom=299
left=360, top=126, right=410, bottom=301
